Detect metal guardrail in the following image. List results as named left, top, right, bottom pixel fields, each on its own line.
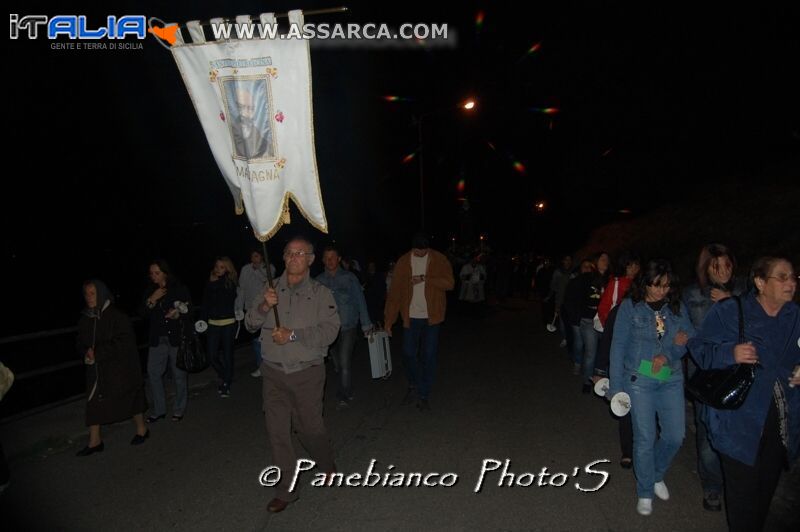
left=0, top=315, right=173, bottom=420
left=15, top=360, right=84, bottom=380
left=0, top=325, right=82, bottom=345
left=1, top=309, right=250, bottom=383
left=0, top=393, right=86, bottom=426
left=1, top=317, right=151, bottom=381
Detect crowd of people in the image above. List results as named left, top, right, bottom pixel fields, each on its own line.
left=65, top=235, right=798, bottom=529
left=544, top=244, right=799, bottom=529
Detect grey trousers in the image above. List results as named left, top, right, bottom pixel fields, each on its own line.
left=147, top=337, right=188, bottom=417
left=263, top=363, right=335, bottom=501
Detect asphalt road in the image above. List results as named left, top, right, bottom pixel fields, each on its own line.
left=1, top=299, right=797, bottom=531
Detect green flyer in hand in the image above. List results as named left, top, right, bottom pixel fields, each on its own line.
left=638, top=359, right=672, bottom=381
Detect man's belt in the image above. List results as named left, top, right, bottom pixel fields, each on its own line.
left=264, top=358, right=321, bottom=374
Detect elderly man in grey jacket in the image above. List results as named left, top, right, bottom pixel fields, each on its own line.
left=246, top=236, right=340, bottom=513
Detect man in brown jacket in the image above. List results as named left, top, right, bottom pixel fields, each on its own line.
left=384, top=233, right=454, bottom=411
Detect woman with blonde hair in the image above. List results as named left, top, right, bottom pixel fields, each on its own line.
left=202, top=257, right=242, bottom=397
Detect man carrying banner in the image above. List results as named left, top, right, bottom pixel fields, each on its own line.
left=245, top=236, right=340, bottom=513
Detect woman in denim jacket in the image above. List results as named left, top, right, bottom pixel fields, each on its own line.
left=688, top=256, right=799, bottom=532
left=608, top=259, right=695, bottom=516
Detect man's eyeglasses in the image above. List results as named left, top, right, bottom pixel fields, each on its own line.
left=766, top=273, right=798, bottom=283
left=285, top=250, right=313, bottom=259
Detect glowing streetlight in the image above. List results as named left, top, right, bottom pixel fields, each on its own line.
left=417, top=99, right=478, bottom=228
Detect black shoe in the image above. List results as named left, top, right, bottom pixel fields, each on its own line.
left=417, top=398, right=430, bottom=412
left=702, top=492, right=722, bottom=512
left=401, top=387, right=416, bottom=405
left=620, top=457, right=633, bottom=469
left=76, top=442, right=104, bottom=456
left=267, top=497, right=292, bottom=513
left=130, top=429, right=150, bottom=445
left=146, top=414, right=165, bottom=424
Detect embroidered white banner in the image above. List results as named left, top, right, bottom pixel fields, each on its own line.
left=171, top=10, right=327, bottom=240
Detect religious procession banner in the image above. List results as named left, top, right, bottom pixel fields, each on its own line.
left=170, top=10, right=327, bottom=240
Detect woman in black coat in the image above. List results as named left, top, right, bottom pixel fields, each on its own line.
left=76, top=280, right=148, bottom=456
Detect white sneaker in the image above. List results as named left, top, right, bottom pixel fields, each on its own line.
left=654, top=481, right=670, bottom=501
left=637, top=498, right=653, bottom=516
left=250, top=369, right=262, bottom=378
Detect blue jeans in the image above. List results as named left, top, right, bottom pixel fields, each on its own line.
left=557, top=313, right=568, bottom=344
left=626, top=374, right=685, bottom=498
left=208, top=323, right=235, bottom=387
left=580, top=318, right=600, bottom=382
left=687, top=358, right=723, bottom=494
left=695, top=404, right=724, bottom=494
left=403, top=319, right=440, bottom=400
left=570, top=324, right=583, bottom=365
left=253, top=336, right=262, bottom=370
left=147, top=337, right=187, bottom=417
left=330, top=327, right=359, bottom=400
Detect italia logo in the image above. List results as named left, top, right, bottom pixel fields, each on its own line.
left=9, top=14, right=147, bottom=39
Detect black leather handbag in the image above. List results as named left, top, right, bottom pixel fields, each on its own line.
left=176, top=319, right=209, bottom=373
left=686, top=296, right=756, bottom=410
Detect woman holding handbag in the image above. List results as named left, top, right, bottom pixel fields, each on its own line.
left=608, top=259, right=694, bottom=516
left=141, top=260, right=191, bottom=423
left=687, top=256, right=799, bottom=532
left=76, top=280, right=148, bottom=456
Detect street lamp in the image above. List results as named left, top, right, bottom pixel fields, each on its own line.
left=417, top=98, right=477, bottom=229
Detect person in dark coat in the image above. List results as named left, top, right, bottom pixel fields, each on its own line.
left=76, top=280, right=148, bottom=456
left=562, top=259, right=596, bottom=373
left=141, top=259, right=191, bottom=422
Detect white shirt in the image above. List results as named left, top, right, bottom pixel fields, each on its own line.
left=410, top=253, right=429, bottom=319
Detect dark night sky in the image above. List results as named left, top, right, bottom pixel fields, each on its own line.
left=4, top=1, right=799, bottom=333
